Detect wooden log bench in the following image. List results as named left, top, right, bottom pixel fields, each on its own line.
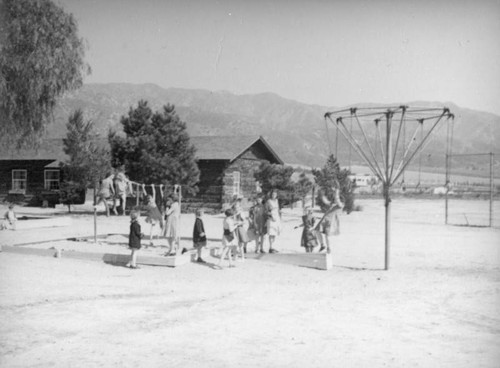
left=210, top=248, right=333, bottom=270
left=0, top=245, right=192, bottom=268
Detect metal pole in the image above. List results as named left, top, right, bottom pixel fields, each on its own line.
left=445, top=153, right=449, bottom=225
left=490, top=152, right=493, bottom=227
left=384, top=111, right=392, bottom=271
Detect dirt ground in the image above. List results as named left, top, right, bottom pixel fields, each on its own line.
left=0, top=198, right=499, bottom=368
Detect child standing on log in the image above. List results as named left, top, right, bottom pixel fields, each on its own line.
left=126, top=210, right=142, bottom=269
left=295, top=207, right=318, bottom=253
left=144, top=185, right=163, bottom=247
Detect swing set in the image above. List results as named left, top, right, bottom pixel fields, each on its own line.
left=324, top=105, right=454, bottom=270
left=93, top=180, right=182, bottom=244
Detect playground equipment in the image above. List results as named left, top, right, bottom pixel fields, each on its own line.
left=324, top=106, right=454, bottom=270
left=445, top=152, right=497, bottom=227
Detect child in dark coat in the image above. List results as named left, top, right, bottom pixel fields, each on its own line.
left=193, top=209, right=207, bottom=263
left=127, top=210, right=142, bottom=269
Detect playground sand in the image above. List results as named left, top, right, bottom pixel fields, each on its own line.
left=0, top=198, right=499, bottom=367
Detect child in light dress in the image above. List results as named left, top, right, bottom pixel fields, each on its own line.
left=163, top=194, right=181, bottom=256
left=1, top=204, right=17, bottom=230
left=143, top=185, right=163, bottom=246
left=217, top=209, right=242, bottom=269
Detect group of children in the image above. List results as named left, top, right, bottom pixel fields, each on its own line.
left=216, top=189, right=283, bottom=268
left=126, top=206, right=206, bottom=269
left=296, top=187, right=344, bottom=254
left=126, top=189, right=285, bottom=270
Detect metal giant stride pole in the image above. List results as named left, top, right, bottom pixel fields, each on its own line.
left=384, top=111, right=393, bottom=270
left=324, top=106, right=453, bottom=271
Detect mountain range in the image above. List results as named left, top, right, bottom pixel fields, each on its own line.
left=47, top=83, right=500, bottom=174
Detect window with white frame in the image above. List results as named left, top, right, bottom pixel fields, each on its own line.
left=44, top=170, right=60, bottom=190
left=12, top=170, right=27, bottom=192
left=232, top=171, right=241, bottom=196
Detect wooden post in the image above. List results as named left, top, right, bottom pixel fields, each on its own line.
left=312, top=185, right=316, bottom=209
left=93, top=184, right=97, bottom=244
left=136, top=185, right=140, bottom=207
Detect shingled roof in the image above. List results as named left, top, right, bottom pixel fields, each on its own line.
left=0, top=136, right=284, bottom=165
left=190, top=135, right=283, bottom=164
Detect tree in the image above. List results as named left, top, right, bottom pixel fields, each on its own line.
left=0, top=0, right=90, bottom=147
left=313, top=154, right=355, bottom=213
left=293, top=172, right=314, bottom=208
left=60, top=109, right=111, bottom=211
left=254, top=161, right=294, bottom=206
left=109, top=100, right=200, bottom=195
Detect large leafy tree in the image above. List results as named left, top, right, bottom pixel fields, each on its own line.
left=313, top=154, right=355, bottom=213
left=0, top=0, right=90, bottom=147
left=109, top=100, right=200, bottom=195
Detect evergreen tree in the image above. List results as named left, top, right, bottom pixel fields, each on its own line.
left=254, top=161, right=294, bottom=205
left=313, top=154, right=355, bottom=213
left=61, top=109, right=111, bottom=211
left=293, top=172, right=314, bottom=208
left=0, top=0, right=90, bottom=147
left=109, top=100, right=199, bottom=195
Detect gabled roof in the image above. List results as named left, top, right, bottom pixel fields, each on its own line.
left=190, top=135, right=283, bottom=164
left=0, top=136, right=284, bottom=165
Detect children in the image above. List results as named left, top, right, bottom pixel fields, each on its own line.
left=163, top=194, right=181, bottom=256
left=127, top=210, right=142, bottom=269
left=315, top=187, right=344, bottom=254
left=265, top=189, right=281, bottom=253
left=113, top=167, right=133, bottom=216
left=96, top=171, right=115, bottom=217
left=144, top=185, right=163, bottom=246
left=192, top=209, right=207, bottom=263
left=233, top=197, right=249, bottom=261
left=217, top=209, right=241, bottom=269
left=295, top=207, right=318, bottom=253
left=249, top=196, right=266, bottom=253
left=1, top=204, right=17, bottom=230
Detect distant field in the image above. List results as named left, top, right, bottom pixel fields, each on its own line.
left=347, top=165, right=500, bottom=187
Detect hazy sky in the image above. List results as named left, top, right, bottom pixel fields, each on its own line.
left=58, top=0, right=500, bottom=115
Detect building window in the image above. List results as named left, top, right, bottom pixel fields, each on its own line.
left=44, top=170, right=60, bottom=190
left=232, top=171, right=240, bottom=196
left=12, top=170, right=27, bottom=192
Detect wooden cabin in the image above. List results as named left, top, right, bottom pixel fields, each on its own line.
left=187, top=135, right=284, bottom=212
left=0, top=135, right=284, bottom=210
left=0, top=139, right=66, bottom=205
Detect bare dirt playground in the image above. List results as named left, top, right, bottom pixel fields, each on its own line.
left=0, top=198, right=499, bottom=367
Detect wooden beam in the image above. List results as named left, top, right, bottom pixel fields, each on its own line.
left=0, top=245, right=192, bottom=267
left=15, top=217, right=72, bottom=230
left=211, top=248, right=332, bottom=270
